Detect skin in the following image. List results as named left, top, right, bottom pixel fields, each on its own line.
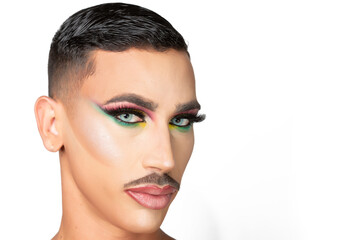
left=35, top=49, right=199, bottom=240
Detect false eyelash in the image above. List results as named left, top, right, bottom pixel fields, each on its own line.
left=101, top=106, right=146, bottom=119
left=193, top=114, right=206, bottom=123
left=172, top=113, right=206, bottom=124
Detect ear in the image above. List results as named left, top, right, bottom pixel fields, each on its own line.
left=34, top=96, right=64, bottom=152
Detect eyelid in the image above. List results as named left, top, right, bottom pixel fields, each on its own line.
left=170, top=113, right=206, bottom=126
left=98, top=105, right=148, bottom=126
left=173, top=112, right=205, bottom=119
left=102, top=107, right=145, bottom=118
left=99, top=101, right=155, bottom=120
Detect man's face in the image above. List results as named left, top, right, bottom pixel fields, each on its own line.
left=60, top=49, right=198, bottom=233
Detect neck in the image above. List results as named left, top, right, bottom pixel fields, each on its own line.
left=54, top=155, right=172, bottom=240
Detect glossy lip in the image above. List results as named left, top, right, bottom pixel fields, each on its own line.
left=125, top=185, right=177, bottom=210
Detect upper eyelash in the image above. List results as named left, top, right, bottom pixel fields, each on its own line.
left=101, top=107, right=146, bottom=120
left=100, top=105, right=206, bottom=125
left=171, top=113, right=206, bottom=125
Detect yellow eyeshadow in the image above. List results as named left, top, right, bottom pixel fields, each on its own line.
left=169, top=124, right=191, bottom=132
left=138, top=122, right=146, bottom=128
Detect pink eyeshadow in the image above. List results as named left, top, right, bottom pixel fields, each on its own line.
left=100, top=102, right=155, bottom=120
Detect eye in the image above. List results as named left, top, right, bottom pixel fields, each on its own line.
left=169, top=113, right=206, bottom=129
left=170, top=117, right=191, bottom=127
left=97, top=105, right=146, bottom=127
left=117, top=113, right=143, bottom=123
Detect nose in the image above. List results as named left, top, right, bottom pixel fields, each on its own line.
left=142, top=124, right=175, bottom=174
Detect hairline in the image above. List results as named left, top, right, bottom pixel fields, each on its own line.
left=51, top=47, right=190, bottom=106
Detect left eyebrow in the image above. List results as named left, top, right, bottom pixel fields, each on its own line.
left=175, top=100, right=201, bottom=113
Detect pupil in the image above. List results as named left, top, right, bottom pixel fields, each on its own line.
left=123, top=114, right=130, bottom=119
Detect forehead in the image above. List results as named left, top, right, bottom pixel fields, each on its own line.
left=80, top=49, right=196, bottom=107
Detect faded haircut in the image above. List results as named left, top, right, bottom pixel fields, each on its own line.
left=48, top=2, right=188, bottom=102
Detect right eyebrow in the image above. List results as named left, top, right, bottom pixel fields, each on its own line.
left=103, top=93, right=158, bottom=112
left=175, top=100, right=201, bottom=113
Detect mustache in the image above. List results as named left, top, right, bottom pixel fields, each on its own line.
left=124, top=173, right=180, bottom=190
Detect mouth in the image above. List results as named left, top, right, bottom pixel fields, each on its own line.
left=125, top=185, right=177, bottom=210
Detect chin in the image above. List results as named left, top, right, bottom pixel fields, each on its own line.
left=111, top=206, right=170, bottom=234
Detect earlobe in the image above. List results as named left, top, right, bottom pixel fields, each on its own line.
left=34, top=96, right=64, bottom=152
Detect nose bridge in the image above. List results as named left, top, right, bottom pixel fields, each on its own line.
left=143, top=121, right=175, bottom=173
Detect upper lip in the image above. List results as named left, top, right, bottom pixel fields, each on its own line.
left=125, top=185, right=177, bottom=195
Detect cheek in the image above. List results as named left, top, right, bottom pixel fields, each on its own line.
left=63, top=111, right=138, bottom=202
left=70, top=113, right=140, bottom=167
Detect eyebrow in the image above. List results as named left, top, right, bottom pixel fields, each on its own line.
left=103, top=93, right=201, bottom=113
left=104, top=93, right=158, bottom=111
left=175, top=100, right=201, bottom=113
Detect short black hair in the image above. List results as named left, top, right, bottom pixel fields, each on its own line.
left=48, top=2, right=188, bottom=101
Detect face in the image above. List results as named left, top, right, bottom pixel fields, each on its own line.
left=59, top=49, right=203, bottom=233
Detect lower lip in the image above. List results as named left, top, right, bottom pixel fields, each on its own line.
left=126, top=189, right=174, bottom=210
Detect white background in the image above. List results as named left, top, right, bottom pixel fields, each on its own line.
left=1, top=0, right=359, bottom=239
